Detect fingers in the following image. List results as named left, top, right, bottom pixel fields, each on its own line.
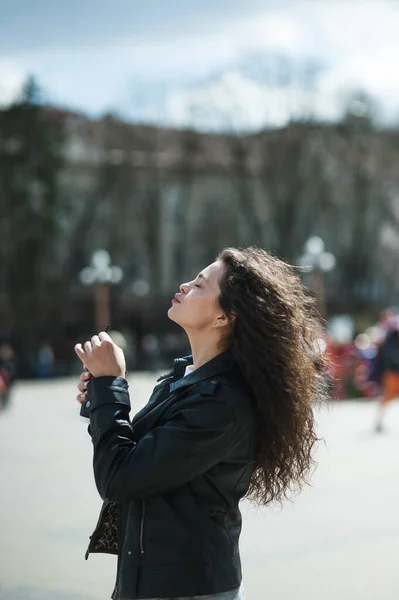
left=77, top=366, right=92, bottom=405
left=91, top=335, right=100, bottom=347
left=75, top=331, right=115, bottom=376
left=98, top=331, right=112, bottom=343
left=74, top=343, right=85, bottom=362
left=80, top=370, right=92, bottom=382
left=78, top=380, right=88, bottom=393
left=81, top=336, right=101, bottom=356
left=77, top=372, right=90, bottom=404
left=76, top=332, right=109, bottom=358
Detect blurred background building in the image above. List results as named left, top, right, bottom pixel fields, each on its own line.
left=1, top=1, right=399, bottom=382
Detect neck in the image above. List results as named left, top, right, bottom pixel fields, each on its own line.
left=185, top=331, right=227, bottom=370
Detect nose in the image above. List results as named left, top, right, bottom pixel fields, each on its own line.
left=180, top=282, right=189, bottom=294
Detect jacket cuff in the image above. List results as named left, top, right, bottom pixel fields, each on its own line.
left=86, top=376, right=130, bottom=413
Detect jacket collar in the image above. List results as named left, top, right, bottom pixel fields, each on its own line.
left=169, top=350, right=235, bottom=393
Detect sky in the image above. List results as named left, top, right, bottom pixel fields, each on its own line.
left=1, top=0, right=399, bottom=129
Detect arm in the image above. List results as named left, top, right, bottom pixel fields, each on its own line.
left=86, top=376, right=233, bottom=502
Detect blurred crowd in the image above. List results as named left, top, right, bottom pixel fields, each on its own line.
left=326, top=307, right=399, bottom=401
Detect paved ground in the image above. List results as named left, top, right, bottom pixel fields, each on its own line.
left=1, top=376, right=399, bottom=600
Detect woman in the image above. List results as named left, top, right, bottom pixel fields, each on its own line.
left=75, top=247, right=324, bottom=600
left=373, top=322, right=399, bottom=432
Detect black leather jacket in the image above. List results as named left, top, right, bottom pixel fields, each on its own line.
left=84, top=351, right=256, bottom=599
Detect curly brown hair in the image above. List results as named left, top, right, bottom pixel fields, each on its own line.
left=217, top=247, right=326, bottom=506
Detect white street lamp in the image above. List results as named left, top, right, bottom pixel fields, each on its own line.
left=299, top=236, right=336, bottom=273
left=79, top=250, right=123, bottom=331
left=299, top=236, right=336, bottom=319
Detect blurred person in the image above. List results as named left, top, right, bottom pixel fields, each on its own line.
left=326, top=315, right=355, bottom=400
left=0, top=340, right=17, bottom=411
left=37, top=342, right=55, bottom=378
left=365, top=326, right=384, bottom=384
left=374, top=320, right=399, bottom=433
left=374, top=306, right=398, bottom=345
left=74, top=247, right=324, bottom=600
left=352, top=333, right=379, bottom=398
left=326, top=338, right=355, bottom=400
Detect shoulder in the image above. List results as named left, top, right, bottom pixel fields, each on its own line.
left=195, top=369, right=256, bottom=425
left=161, top=385, right=233, bottom=435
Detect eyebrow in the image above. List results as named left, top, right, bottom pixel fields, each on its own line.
left=197, top=273, right=208, bottom=283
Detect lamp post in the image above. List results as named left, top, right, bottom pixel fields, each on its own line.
left=299, top=236, right=336, bottom=319
left=79, top=250, right=123, bottom=332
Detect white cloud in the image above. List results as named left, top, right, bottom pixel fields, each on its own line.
left=0, top=61, right=27, bottom=105
left=167, top=70, right=343, bottom=130
left=1, top=0, right=399, bottom=127
left=164, top=0, right=399, bottom=128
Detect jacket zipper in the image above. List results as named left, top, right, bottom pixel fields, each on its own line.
left=139, top=499, right=145, bottom=554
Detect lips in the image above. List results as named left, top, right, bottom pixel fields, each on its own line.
left=173, top=294, right=181, bottom=303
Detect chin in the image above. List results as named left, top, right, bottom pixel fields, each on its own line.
left=168, top=306, right=186, bottom=328
left=167, top=306, right=178, bottom=322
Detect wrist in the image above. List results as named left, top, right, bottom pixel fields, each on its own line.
left=85, top=375, right=130, bottom=414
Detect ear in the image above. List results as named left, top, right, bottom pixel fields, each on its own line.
left=214, top=312, right=235, bottom=328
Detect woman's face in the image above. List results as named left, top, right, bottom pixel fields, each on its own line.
left=168, top=261, right=225, bottom=331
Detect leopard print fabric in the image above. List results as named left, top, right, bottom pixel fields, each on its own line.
left=92, top=501, right=119, bottom=554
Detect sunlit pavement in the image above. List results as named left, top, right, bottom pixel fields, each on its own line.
left=1, top=376, right=399, bottom=600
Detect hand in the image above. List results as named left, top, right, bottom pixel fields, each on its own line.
left=74, top=331, right=126, bottom=378
left=76, top=369, right=93, bottom=404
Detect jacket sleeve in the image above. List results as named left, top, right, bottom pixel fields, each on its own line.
left=86, top=376, right=234, bottom=502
